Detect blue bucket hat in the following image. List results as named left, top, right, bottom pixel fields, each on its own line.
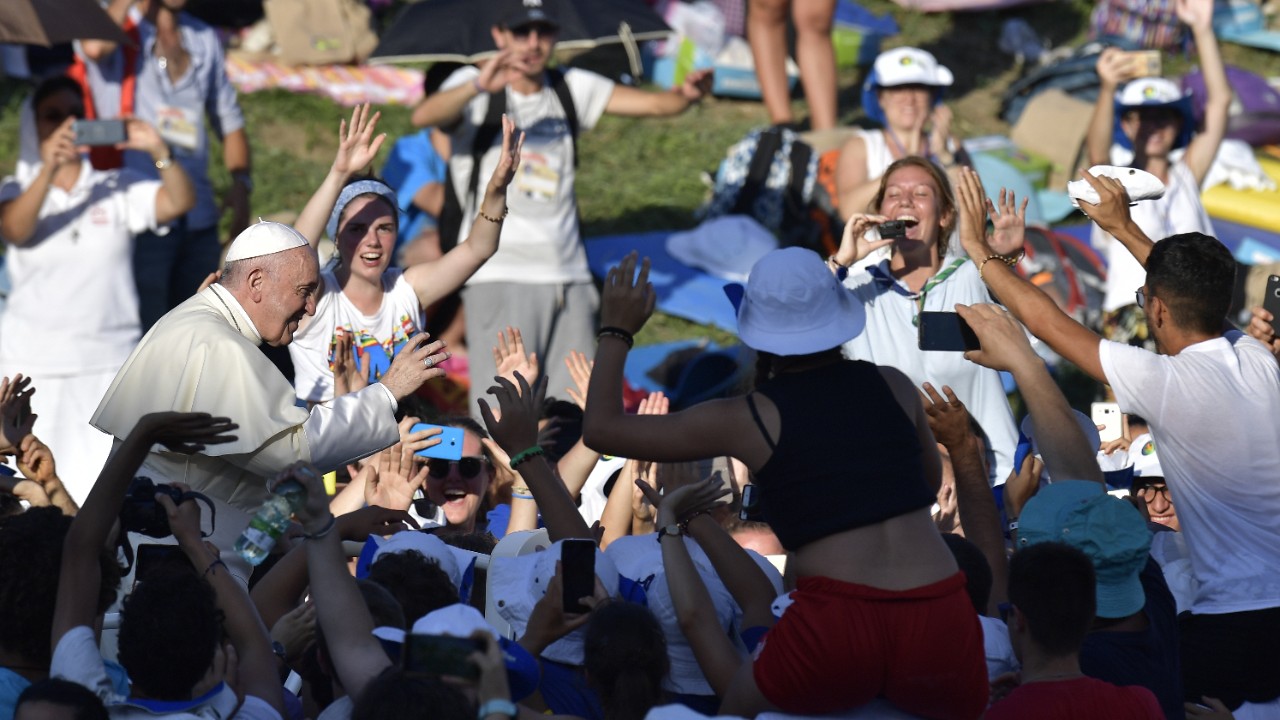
left=1112, top=77, right=1196, bottom=151
left=1018, top=481, right=1151, bottom=619
left=861, top=47, right=953, bottom=126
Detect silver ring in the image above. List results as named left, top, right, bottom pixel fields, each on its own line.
left=424, top=356, right=435, bottom=369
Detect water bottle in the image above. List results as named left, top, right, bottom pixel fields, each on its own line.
left=234, top=479, right=306, bottom=566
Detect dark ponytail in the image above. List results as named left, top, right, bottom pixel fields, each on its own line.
left=584, top=602, right=669, bottom=720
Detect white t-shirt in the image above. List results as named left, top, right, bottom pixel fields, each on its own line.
left=441, top=66, right=614, bottom=285
left=51, top=625, right=281, bottom=719
left=289, top=268, right=424, bottom=403
left=979, top=614, right=1020, bottom=682
left=0, top=160, right=159, bottom=375
left=1100, top=332, right=1280, bottom=614
left=1095, top=161, right=1213, bottom=312
left=842, top=257, right=1018, bottom=485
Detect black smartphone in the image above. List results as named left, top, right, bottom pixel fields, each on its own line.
left=918, top=311, right=980, bottom=352
left=133, top=543, right=187, bottom=588
left=739, top=483, right=764, bottom=522
left=878, top=220, right=907, bottom=239
left=560, top=539, right=596, bottom=614
left=73, top=119, right=127, bottom=146
left=401, top=634, right=484, bottom=680
left=1264, top=275, right=1280, bottom=322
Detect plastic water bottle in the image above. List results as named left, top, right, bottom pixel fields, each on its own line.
left=234, top=479, right=306, bottom=566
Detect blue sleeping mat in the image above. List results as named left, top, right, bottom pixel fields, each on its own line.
left=586, top=231, right=741, bottom=333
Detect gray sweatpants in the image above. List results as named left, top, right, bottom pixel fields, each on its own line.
left=462, top=281, right=599, bottom=417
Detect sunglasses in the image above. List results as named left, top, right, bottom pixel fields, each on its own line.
left=426, top=456, right=488, bottom=479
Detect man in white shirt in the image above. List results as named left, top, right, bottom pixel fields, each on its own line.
left=90, top=222, right=449, bottom=579
left=953, top=167, right=1280, bottom=712
left=412, top=0, right=712, bottom=412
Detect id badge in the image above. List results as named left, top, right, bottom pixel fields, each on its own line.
left=155, top=104, right=200, bottom=151
left=513, top=150, right=561, bottom=204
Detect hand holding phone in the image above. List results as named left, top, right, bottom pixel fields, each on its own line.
left=73, top=119, right=127, bottom=147
left=918, top=311, right=980, bottom=352
left=410, top=423, right=464, bottom=461
left=560, top=539, right=597, bottom=614
left=1263, top=275, right=1280, bottom=322
left=1091, top=402, right=1123, bottom=445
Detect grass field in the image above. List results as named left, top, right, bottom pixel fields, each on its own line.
left=2, top=0, right=1278, bottom=353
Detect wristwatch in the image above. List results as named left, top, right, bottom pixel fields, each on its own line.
left=477, top=698, right=517, bottom=720
left=153, top=155, right=173, bottom=171
left=656, top=523, right=683, bottom=542
left=270, top=640, right=287, bottom=663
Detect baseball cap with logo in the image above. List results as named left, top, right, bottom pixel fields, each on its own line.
left=861, top=47, right=954, bottom=125
left=500, top=0, right=561, bottom=31
left=1127, top=432, right=1164, bottom=480
left=1017, top=481, right=1152, bottom=618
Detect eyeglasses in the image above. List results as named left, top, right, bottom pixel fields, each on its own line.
left=426, top=456, right=488, bottom=479
left=1134, top=483, right=1171, bottom=501
left=1135, top=286, right=1148, bottom=308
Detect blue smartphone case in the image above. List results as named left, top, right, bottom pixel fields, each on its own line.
left=411, top=423, right=464, bottom=461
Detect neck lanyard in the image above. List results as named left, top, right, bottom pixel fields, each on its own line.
left=883, top=126, right=936, bottom=164
left=911, top=258, right=966, bottom=327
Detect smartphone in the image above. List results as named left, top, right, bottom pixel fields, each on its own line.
left=560, top=538, right=596, bottom=614
left=73, top=119, right=127, bottom=146
left=1091, top=402, right=1122, bottom=445
left=918, top=311, right=980, bottom=352
left=739, top=483, right=764, bottom=522
left=401, top=634, right=484, bottom=680
left=1263, top=275, right=1280, bottom=322
left=133, top=543, right=187, bottom=588
left=878, top=220, right=907, bottom=240
left=1122, top=50, right=1162, bottom=78
left=410, top=423, right=464, bottom=461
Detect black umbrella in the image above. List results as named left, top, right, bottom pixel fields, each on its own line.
left=369, top=0, right=672, bottom=65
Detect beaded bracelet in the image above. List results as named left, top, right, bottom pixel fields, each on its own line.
left=597, top=326, right=634, bottom=348
left=477, top=207, right=508, bottom=224
left=977, top=251, right=1025, bottom=282
left=678, top=508, right=713, bottom=533
left=508, top=445, right=545, bottom=469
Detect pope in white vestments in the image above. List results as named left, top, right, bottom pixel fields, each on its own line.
left=90, top=222, right=450, bottom=577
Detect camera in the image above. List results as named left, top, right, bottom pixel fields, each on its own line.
left=878, top=220, right=907, bottom=239
left=119, top=476, right=207, bottom=538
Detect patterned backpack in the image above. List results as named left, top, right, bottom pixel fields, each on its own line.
left=701, top=126, right=835, bottom=253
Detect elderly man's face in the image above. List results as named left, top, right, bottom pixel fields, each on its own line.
left=258, top=248, right=319, bottom=346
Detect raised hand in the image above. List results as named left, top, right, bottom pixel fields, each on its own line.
left=1076, top=170, right=1136, bottom=238
left=493, top=326, right=539, bottom=389
left=1247, top=307, right=1280, bottom=358
left=1175, top=0, right=1213, bottom=30
left=599, top=252, right=657, bottom=337
left=135, top=412, right=238, bottom=455
left=378, top=333, right=450, bottom=401
left=155, top=482, right=206, bottom=548
left=0, top=375, right=37, bottom=455
left=486, top=114, right=524, bottom=194
left=478, top=372, right=547, bottom=457
left=475, top=48, right=522, bottom=94
left=834, top=212, right=895, bottom=267
left=332, top=327, right=369, bottom=397
left=954, top=303, right=1038, bottom=374
left=121, top=118, right=168, bottom=161
left=954, top=168, right=995, bottom=262
left=564, top=350, right=593, bottom=410
left=272, top=462, right=330, bottom=534
left=40, top=118, right=78, bottom=170
left=1003, top=454, right=1043, bottom=522
left=927, top=104, right=954, bottom=162
left=1095, top=47, right=1135, bottom=89
left=365, top=425, right=432, bottom=512
left=331, top=103, right=386, bottom=178
left=986, top=188, right=1028, bottom=257
left=270, top=601, right=317, bottom=666
left=628, top=391, right=669, bottom=526
left=920, top=383, right=974, bottom=450
left=335, top=504, right=418, bottom=541
left=638, top=474, right=730, bottom=528
left=520, top=560, right=609, bottom=655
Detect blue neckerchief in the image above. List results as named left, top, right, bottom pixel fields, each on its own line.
left=121, top=682, right=225, bottom=712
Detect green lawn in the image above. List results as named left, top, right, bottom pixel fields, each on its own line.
left=2, top=1, right=1278, bottom=356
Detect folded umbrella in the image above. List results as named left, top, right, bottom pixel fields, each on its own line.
left=0, top=0, right=130, bottom=47
left=370, top=0, right=671, bottom=65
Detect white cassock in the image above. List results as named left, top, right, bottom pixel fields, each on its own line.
left=90, top=283, right=400, bottom=579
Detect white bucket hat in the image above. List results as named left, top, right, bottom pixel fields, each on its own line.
left=862, top=47, right=954, bottom=125
left=727, top=247, right=866, bottom=356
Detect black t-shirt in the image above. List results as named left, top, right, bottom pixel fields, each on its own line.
left=1080, top=556, right=1184, bottom=720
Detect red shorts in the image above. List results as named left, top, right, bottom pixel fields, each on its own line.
left=753, top=572, right=987, bottom=720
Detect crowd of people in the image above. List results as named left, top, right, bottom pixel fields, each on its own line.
left=2, top=0, right=1280, bottom=719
